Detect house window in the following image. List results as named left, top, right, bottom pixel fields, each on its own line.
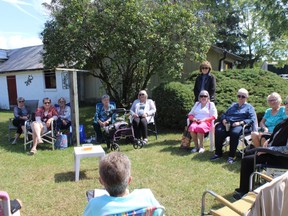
left=44, top=71, right=56, bottom=89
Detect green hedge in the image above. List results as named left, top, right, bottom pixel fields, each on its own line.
left=154, top=69, right=288, bottom=129
left=152, top=82, right=193, bottom=129
left=187, top=68, right=288, bottom=120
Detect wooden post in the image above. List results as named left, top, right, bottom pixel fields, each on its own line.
left=69, top=70, right=80, bottom=146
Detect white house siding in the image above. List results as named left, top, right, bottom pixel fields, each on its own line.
left=0, top=70, right=70, bottom=110
left=83, top=73, right=105, bottom=102
left=0, top=76, right=9, bottom=109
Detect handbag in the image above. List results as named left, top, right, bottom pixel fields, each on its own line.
left=180, top=125, right=192, bottom=149
left=54, top=133, right=68, bottom=149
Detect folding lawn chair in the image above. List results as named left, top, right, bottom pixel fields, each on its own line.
left=0, top=191, right=21, bottom=216
left=201, top=171, right=288, bottom=216
left=8, top=100, right=39, bottom=141
left=147, top=101, right=158, bottom=140
left=24, top=119, right=56, bottom=151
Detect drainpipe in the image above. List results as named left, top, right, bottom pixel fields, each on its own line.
left=218, top=51, right=227, bottom=71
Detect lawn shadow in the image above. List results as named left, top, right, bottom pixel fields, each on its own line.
left=54, top=170, right=95, bottom=183
left=192, top=152, right=241, bottom=173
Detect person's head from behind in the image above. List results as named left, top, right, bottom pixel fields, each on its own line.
left=267, top=92, right=282, bottom=109
left=99, top=152, right=132, bottom=197
left=101, top=94, right=110, bottom=106
left=199, top=61, right=212, bottom=74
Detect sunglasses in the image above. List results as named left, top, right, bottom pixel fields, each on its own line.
left=237, top=95, right=246, bottom=99
left=59, top=101, right=65, bottom=103
left=139, top=94, right=145, bottom=96
left=284, top=101, right=288, bottom=105
left=44, top=102, right=51, bottom=105
left=200, top=95, right=208, bottom=98
left=201, top=67, right=209, bottom=70
left=18, top=101, right=24, bottom=103
left=268, top=99, right=277, bottom=102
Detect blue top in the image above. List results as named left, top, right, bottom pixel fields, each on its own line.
left=83, top=189, right=161, bottom=216
left=94, top=103, right=116, bottom=123
left=263, top=106, right=287, bottom=132
left=13, top=106, right=30, bottom=119
left=220, top=102, right=256, bottom=126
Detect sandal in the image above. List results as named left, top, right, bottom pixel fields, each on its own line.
left=28, top=149, right=37, bottom=155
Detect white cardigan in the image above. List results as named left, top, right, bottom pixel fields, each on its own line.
left=130, top=99, right=156, bottom=123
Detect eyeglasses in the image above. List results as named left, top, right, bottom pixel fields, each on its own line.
left=18, top=101, right=24, bottom=103
left=284, top=101, right=288, bottom=105
left=237, top=95, right=246, bottom=99
left=200, top=95, right=208, bottom=98
left=268, top=99, right=277, bottom=102
left=59, top=101, right=65, bottom=103
left=201, top=67, right=209, bottom=70
left=44, top=102, right=51, bottom=105
left=139, top=94, right=145, bottom=96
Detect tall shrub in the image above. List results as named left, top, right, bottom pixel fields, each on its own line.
left=153, top=82, right=193, bottom=129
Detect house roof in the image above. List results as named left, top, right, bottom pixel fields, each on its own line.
left=0, top=45, right=44, bottom=73
left=211, top=45, right=243, bottom=61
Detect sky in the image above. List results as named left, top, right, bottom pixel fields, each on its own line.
left=0, top=0, right=51, bottom=49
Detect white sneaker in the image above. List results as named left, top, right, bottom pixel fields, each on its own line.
left=191, top=147, right=198, bottom=153
left=199, top=148, right=205, bottom=153
left=143, top=138, right=148, bottom=144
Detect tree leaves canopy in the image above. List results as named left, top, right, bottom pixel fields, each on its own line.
left=41, top=0, right=214, bottom=105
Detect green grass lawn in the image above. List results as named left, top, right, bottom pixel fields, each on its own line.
left=0, top=107, right=241, bottom=215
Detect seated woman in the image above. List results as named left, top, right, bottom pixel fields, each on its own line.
left=130, top=90, right=156, bottom=145
left=251, top=92, right=287, bottom=147
left=12, top=97, right=31, bottom=144
left=233, top=117, right=288, bottom=200
left=56, top=97, right=71, bottom=132
left=93, top=95, right=115, bottom=146
left=83, top=152, right=162, bottom=216
left=188, top=90, right=217, bottom=153
left=210, top=88, right=257, bottom=164
left=29, top=98, right=58, bottom=155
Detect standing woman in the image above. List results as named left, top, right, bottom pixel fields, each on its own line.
left=56, top=97, right=71, bottom=131
left=188, top=90, right=217, bottom=153
left=194, top=61, right=216, bottom=103
left=130, top=90, right=156, bottom=144
left=29, top=98, right=58, bottom=155
left=12, top=97, right=31, bottom=144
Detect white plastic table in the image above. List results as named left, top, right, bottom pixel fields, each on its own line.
left=74, top=145, right=105, bottom=181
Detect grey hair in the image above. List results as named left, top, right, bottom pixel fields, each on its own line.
left=17, top=97, right=25, bottom=102
left=101, top=94, right=110, bottom=100
left=267, top=92, right=282, bottom=104
left=99, top=152, right=131, bottom=196
left=138, top=90, right=148, bottom=99
left=198, top=90, right=210, bottom=101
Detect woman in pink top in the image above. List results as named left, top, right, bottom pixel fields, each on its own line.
left=29, top=98, right=58, bottom=155
left=188, top=90, right=217, bottom=153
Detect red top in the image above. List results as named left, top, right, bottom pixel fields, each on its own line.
left=35, top=106, right=58, bottom=123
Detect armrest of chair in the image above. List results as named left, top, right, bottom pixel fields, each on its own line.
left=249, top=171, right=273, bottom=191
left=247, top=147, right=288, bottom=158
left=201, top=190, right=245, bottom=216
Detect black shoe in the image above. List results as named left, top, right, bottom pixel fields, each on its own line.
left=210, top=154, right=222, bottom=161
left=232, top=191, right=246, bottom=200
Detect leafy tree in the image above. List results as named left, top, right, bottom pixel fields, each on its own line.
left=42, top=0, right=214, bottom=105
left=237, top=0, right=288, bottom=68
